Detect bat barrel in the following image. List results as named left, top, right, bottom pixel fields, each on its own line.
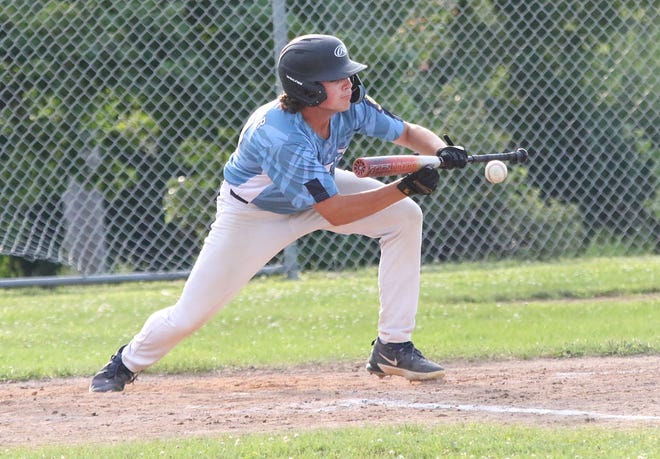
left=467, top=148, right=528, bottom=164
left=352, top=148, right=528, bottom=178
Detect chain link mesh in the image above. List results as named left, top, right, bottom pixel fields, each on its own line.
left=1, top=1, right=657, bottom=276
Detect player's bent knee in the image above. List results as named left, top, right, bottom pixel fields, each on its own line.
left=395, top=198, right=424, bottom=226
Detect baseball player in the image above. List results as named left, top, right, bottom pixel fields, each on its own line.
left=90, top=34, right=467, bottom=392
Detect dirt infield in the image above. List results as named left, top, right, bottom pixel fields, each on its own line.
left=1, top=355, right=658, bottom=447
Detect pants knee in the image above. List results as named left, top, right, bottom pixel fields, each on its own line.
left=397, top=198, right=424, bottom=229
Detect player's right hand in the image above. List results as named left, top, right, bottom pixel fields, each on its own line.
left=397, top=165, right=439, bottom=196
left=437, top=146, right=468, bottom=169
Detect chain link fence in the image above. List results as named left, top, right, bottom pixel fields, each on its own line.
left=1, top=0, right=657, bottom=279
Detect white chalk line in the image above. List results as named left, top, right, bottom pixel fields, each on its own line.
left=315, top=398, right=660, bottom=422
left=552, top=369, right=648, bottom=379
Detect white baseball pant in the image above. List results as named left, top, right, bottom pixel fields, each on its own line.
left=122, top=169, right=423, bottom=372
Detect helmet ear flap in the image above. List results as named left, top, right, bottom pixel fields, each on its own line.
left=350, top=74, right=365, bottom=104
left=305, top=82, right=327, bottom=106
left=280, top=70, right=327, bottom=106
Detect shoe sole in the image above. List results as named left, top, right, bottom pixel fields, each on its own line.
left=89, top=375, right=134, bottom=392
left=366, top=363, right=445, bottom=381
left=89, top=383, right=125, bottom=393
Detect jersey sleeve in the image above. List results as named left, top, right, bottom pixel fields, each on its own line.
left=353, top=95, right=405, bottom=141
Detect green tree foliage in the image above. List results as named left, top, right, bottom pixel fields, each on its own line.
left=0, top=1, right=656, bottom=276
left=487, top=0, right=658, bottom=249
left=1, top=0, right=275, bottom=272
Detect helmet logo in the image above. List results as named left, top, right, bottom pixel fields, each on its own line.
left=285, top=74, right=303, bottom=86
left=334, top=44, right=348, bottom=58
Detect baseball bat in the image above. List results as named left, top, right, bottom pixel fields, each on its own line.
left=352, top=148, right=528, bottom=178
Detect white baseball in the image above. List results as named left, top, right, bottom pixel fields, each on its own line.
left=484, top=160, right=508, bottom=184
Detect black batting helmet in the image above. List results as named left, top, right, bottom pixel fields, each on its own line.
left=278, top=34, right=367, bottom=106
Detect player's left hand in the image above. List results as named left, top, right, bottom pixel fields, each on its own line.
left=397, top=165, right=439, bottom=196
left=436, top=146, right=468, bottom=169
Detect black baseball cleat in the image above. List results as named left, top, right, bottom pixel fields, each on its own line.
left=89, top=345, right=137, bottom=392
left=366, top=338, right=445, bottom=381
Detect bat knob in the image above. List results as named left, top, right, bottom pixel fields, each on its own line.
left=352, top=158, right=368, bottom=178
left=515, top=148, right=529, bottom=164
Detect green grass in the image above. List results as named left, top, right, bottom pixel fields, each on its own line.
left=0, top=256, right=658, bottom=379
left=5, top=423, right=658, bottom=458
left=1, top=256, right=659, bottom=457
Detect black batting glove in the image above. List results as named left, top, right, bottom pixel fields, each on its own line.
left=436, top=146, right=468, bottom=169
left=397, top=165, right=439, bottom=196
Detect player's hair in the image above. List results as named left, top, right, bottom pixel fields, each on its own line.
left=279, top=93, right=307, bottom=114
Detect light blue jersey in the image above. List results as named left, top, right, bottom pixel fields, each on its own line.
left=223, top=96, right=404, bottom=213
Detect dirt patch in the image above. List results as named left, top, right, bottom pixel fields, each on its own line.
left=1, top=355, right=658, bottom=447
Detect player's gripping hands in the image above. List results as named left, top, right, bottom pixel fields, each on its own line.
left=397, top=165, right=439, bottom=196
left=437, top=146, right=468, bottom=169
